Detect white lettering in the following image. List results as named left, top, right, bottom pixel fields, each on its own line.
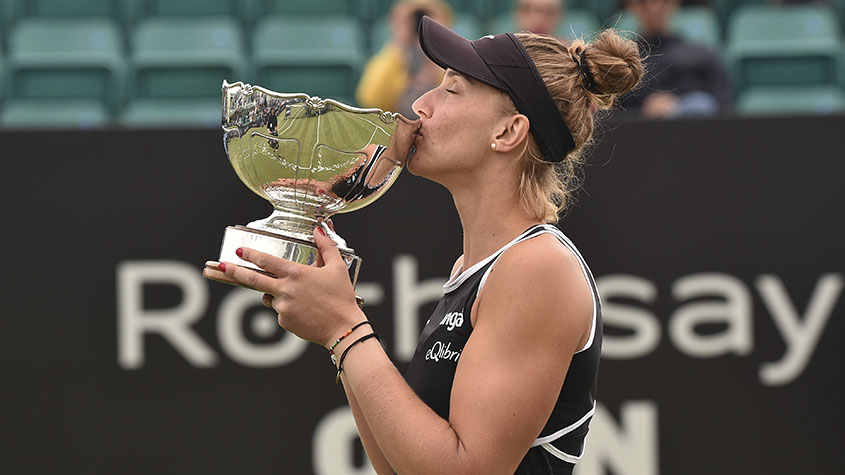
left=597, top=275, right=661, bottom=359
left=575, top=401, right=659, bottom=475
left=117, top=261, right=217, bottom=369
left=394, top=255, right=446, bottom=362
left=313, top=407, right=375, bottom=475
left=425, top=340, right=462, bottom=363
left=217, top=287, right=308, bottom=367
left=757, top=273, right=843, bottom=386
left=669, top=273, right=752, bottom=358
left=439, top=311, right=464, bottom=331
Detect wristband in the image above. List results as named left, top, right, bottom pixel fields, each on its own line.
left=336, top=332, right=380, bottom=384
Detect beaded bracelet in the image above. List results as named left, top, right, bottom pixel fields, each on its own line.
left=328, top=321, right=372, bottom=360
left=336, top=332, right=380, bottom=384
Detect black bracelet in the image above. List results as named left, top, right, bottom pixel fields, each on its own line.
left=335, top=332, right=379, bottom=384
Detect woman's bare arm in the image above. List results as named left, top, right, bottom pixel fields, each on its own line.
left=343, top=382, right=394, bottom=474
left=334, top=236, right=593, bottom=474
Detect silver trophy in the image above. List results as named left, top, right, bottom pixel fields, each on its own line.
left=203, top=80, right=418, bottom=291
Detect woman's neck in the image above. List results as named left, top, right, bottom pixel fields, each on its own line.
left=450, top=178, right=541, bottom=270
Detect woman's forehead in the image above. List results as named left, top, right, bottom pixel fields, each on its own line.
left=444, top=69, right=477, bottom=86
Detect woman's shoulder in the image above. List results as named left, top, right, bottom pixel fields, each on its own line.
left=476, top=232, right=593, bottom=333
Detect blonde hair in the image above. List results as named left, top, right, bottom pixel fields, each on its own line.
left=510, top=30, right=643, bottom=223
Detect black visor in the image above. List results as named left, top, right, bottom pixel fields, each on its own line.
left=418, top=16, right=575, bottom=163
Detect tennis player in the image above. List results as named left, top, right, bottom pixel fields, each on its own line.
left=217, top=16, right=643, bottom=474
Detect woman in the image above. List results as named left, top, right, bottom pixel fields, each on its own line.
left=217, top=16, right=643, bottom=474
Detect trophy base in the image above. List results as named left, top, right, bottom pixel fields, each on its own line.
left=203, top=225, right=362, bottom=287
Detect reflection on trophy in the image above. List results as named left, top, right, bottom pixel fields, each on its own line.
left=203, top=80, right=418, bottom=291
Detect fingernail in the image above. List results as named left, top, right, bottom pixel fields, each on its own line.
left=316, top=226, right=326, bottom=236
left=218, top=263, right=227, bottom=273
left=236, top=248, right=244, bottom=258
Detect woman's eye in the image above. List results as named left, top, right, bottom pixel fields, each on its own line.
left=446, top=89, right=457, bottom=94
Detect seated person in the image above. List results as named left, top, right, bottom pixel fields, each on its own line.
left=619, top=0, right=732, bottom=118
left=355, top=0, right=453, bottom=117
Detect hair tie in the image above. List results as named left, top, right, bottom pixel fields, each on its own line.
left=576, top=49, right=598, bottom=94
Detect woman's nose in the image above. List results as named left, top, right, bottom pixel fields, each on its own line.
left=412, top=90, right=432, bottom=119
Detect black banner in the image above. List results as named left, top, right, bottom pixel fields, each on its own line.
left=2, top=115, right=843, bottom=474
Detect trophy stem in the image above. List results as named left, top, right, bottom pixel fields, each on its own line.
left=249, top=207, right=321, bottom=244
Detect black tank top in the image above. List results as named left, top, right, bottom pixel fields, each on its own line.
left=405, top=224, right=602, bottom=474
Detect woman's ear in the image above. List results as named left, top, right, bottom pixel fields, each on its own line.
left=491, top=114, right=530, bottom=153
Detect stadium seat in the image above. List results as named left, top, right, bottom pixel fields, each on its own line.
left=453, top=12, right=483, bottom=39
left=0, top=100, right=111, bottom=128
left=602, top=10, right=637, bottom=40
left=135, top=0, right=238, bottom=17
left=253, top=16, right=364, bottom=101
left=120, top=98, right=221, bottom=127
left=841, top=48, right=845, bottom=90
left=726, top=4, right=842, bottom=93
left=2, top=18, right=124, bottom=128
left=258, top=0, right=357, bottom=16
left=671, top=6, right=720, bottom=50
left=20, top=0, right=123, bottom=19
left=737, top=85, right=845, bottom=116
left=124, top=17, right=246, bottom=126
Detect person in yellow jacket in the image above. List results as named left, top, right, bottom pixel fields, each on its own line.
left=356, top=0, right=453, bottom=117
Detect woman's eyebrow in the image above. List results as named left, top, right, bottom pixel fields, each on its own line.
left=444, top=69, right=476, bottom=87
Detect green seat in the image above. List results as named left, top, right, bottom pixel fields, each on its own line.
left=120, top=98, right=221, bottom=127
left=4, top=18, right=125, bottom=114
left=1, top=0, right=21, bottom=27
left=253, top=16, right=364, bottom=100
left=21, top=0, right=123, bottom=19
left=129, top=18, right=246, bottom=102
left=602, top=10, right=638, bottom=40
left=672, top=6, right=720, bottom=50
left=0, top=99, right=110, bottom=128
left=453, top=12, right=482, bottom=40
left=487, top=8, right=598, bottom=40
left=726, top=4, right=842, bottom=93
left=258, top=0, right=357, bottom=16
left=841, top=48, right=845, bottom=89
left=135, top=0, right=238, bottom=17
left=738, top=85, right=845, bottom=116
left=558, top=9, right=599, bottom=40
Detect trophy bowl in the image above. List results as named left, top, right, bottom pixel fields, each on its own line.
left=203, top=80, right=418, bottom=291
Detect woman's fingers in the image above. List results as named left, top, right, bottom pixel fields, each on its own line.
left=237, top=247, right=300, bottom=278
left=218, top=261, right=279, bottom=294
left=313, top=227, right=344, bottom=268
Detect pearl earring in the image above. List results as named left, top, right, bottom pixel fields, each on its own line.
left=491, top=143, right=497, bottom=151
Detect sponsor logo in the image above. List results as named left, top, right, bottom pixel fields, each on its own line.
left=425, top=340, right=462, bottom=363
left=439, top=311, right=464, bottom=331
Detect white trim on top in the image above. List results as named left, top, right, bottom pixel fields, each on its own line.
left=540, top=443, right=580, bottom=464
left=532, top=402, right=596, bottom=447
left=538, top=225, right=599, bottom=354
left=442, top=226, right=541, bottom=293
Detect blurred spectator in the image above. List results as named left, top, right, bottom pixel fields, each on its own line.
left=515, top=0, right=563, bottom=35
left=619, top=0, right=732, bottom=118
left=355, top=0, right=453, bottom=117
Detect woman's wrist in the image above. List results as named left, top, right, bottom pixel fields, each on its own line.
left=329, top=322, right=374, bottom=360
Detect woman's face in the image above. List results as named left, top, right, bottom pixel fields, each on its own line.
left=408, top=69, right=509, bottom=183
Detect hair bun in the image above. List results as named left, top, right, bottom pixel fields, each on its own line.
left=571, top=30, right=643, bottom=106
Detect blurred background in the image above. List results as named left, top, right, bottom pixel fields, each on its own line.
left=1, top=1, right=843, bottom=474
left=0, top=0, right=843, bottom=128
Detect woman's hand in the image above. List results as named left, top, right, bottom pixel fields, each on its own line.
left=217, top=226, right=366, bottom=348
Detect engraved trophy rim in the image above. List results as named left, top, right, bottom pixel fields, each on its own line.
left=222, top=79, right=402, bottom=125
left=206, top=80, right=417, bottom=292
